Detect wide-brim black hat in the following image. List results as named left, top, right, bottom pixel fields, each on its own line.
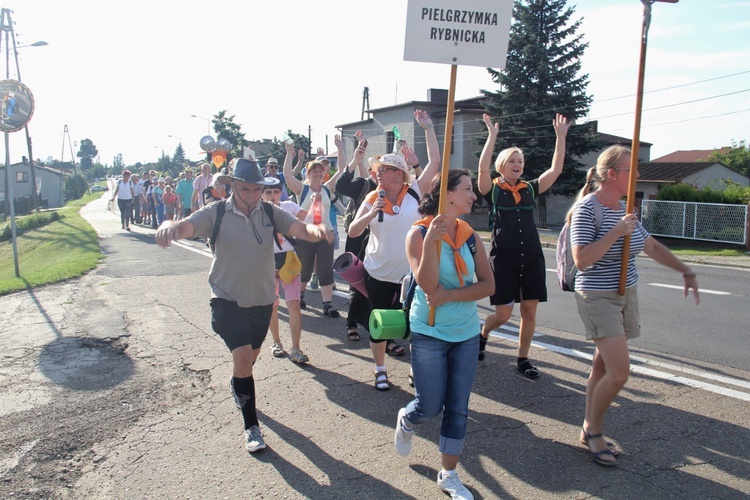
left=216, top=159, right=280, bottom=186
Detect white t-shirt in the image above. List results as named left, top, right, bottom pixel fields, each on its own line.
left=362, top=184, right=422, bottom=283
left=274, top=200, right=302, bottom=253
left=116, top=179, right=134, bottom=200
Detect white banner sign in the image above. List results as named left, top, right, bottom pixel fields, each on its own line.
left=404, top=0, right=513, bottom=68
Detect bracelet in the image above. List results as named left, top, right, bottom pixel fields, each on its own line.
left=683, top=272, right=696, bottom=279
left=411, top=163, right=420, bottom=169
left=422, top=124, right=433, bottom=129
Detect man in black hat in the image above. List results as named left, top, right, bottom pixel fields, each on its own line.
left=156, top=158, right=332, bottom=454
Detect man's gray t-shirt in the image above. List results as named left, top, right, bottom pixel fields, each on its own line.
left=188, top=199, right=297, bottom=307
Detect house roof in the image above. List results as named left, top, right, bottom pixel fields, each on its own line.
left=598, top=132, right=652, bottom=148
left=651, top=148, right=731, bottom=162
left=636, top=161, right=724, bottom=183
left=0, top=161, right=66, bottom=176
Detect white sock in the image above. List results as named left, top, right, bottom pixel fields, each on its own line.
left=376, top=365, right=386, bottom=374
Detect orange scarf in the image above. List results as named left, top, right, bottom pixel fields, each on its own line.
left=414, top=216, right=474, bottom=286
left=364, top=185, right=410, bottom=215
left=493, top=177, right=527, bottom=205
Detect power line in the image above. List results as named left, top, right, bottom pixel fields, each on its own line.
left=595, top=69, right=750, bottom=103
left=594, top=88, right=750, bottom=120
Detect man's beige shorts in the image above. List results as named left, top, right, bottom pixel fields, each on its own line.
left=575, top=285, right=640, bottom=340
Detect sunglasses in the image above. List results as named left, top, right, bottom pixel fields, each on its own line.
left=378, top=166, right=401, bottom=173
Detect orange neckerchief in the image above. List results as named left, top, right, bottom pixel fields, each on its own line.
left=414, top=216, right=474, bottom=286
left=493, top=177, right=528, bottom=205
left=365, top=185, right=409, bottom=215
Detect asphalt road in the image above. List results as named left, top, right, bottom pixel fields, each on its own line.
left=1, top=193, right=749, bottom=499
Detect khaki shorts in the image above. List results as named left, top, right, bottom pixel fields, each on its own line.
left=575, top=286, right=640, bottom=340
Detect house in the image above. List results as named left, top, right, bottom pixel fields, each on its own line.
left=635, top=161, right=750, bottom=200
left=0, top=160, right=66, bottom=212
left=651, top=148, right=731, bottom=163
left=336, top=89, right=486, bottom=172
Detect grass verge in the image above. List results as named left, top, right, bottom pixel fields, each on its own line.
left=0, top=193, right=103, bottom=295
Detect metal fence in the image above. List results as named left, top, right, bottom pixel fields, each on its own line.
left=640, top=200, right=748, bottom=245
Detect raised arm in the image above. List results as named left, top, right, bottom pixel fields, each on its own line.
left=283, top=142, right=304, bottom=196
left=538, top=113, right=571, bottom=194
left=400, top=143, right=423, bottom=178
left=414, top=109, right=441, bottom=194
left=478, top=113, right=499, bottom=195
left=324, top=134, right=345, bottom=191
left=353, top=130, right=369, bottom=178
left=291, top=148, right=306, bottom=178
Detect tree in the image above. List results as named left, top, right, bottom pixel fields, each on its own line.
left=481, top=0, right=600, bottom=196
left=265, top=130, right=312, bottom=165
left=704, top=140, right=750, bottom=177
left=77, top=139, right=99, bottom=172
left=156, top=152, right=172, bottom=175
left=113, top=153, right=125, bottom=172
left=172, top=143, right=186, bottom=167
left=64, top=174, right=87, bottom=201
left=213, top=110, right=249, bottom=161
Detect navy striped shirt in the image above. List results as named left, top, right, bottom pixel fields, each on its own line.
left=570, top=197, right=649, bottom=291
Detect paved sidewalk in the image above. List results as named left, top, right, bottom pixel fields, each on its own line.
left=1, top=195, right=748, bottom=499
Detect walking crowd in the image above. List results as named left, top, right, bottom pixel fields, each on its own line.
left=147, top=110, right=701, bottom=499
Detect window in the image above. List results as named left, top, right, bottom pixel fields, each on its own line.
left=16, top=171, right=29, bottom=183
left=386, top=131, right=395, bottom=155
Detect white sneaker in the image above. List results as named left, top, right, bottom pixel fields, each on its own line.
left=437, top=470, right=473, bottom=500
left=394, top=407, right=414, bottom=456
left=289, top=348, right=309, bottom=364
left=245, top=425, right=266, bottom=453
left=270, top=343, right=284, bottom=358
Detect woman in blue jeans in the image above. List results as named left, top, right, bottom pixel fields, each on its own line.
left=394, top=169, right=494, bottom=500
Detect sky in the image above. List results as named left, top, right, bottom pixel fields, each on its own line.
left=2, top=0, right=749, bottom=168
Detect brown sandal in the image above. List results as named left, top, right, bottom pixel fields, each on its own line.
left=374, top=371, right=391, bottom=391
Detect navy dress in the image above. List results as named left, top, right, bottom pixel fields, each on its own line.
left=483, top=178, right=547, bottom=305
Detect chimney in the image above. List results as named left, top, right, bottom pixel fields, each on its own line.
left=427, top=89, right=448, bottom=103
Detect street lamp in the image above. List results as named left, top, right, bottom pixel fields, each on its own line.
left=15, top=40, right=48, bottom=51
left=11, top=38, right=49, bottom=212
left=190, top=114, right=211, bottom=135
left=168, top=134, right=183, bottom=143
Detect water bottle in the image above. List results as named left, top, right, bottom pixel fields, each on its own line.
left=311, top=193, right=323, bottom=225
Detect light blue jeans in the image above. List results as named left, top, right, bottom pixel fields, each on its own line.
left=405, top=332, right=479, bottom=456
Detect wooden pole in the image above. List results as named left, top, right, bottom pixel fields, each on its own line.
left=618, top=0, right=677, bottom=294
left=428, top=64, right=457, bottom=326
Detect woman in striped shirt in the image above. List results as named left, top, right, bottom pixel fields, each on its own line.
left=568, top=145, right=700, bottom=466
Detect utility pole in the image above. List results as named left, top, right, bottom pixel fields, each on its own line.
left=1, top=8, right=40, bottom=212
left=308, top=125, right=312, bottom=157
left=361, top=86, right=370, bottom=121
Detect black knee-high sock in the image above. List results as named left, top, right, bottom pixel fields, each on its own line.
left=231, top=376, right=258, bottom=429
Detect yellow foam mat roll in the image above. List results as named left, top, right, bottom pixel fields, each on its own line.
left=369, top=309, right=410, bottom=340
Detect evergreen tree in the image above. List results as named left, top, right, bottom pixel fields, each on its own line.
left=172, top=143, right=186, bottom=168
left=481, top=0, right=599, bottom=196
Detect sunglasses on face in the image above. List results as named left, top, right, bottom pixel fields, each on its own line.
left=378, top=166, right=400, bottom=173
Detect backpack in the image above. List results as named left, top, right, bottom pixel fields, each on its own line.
left=299, top=184, right=331, bottom=206
left=400, top=225, right=478, bottom=335
left=488, top=180, right=536, bottom=230
left=209, top=200, right=290, bottom=253
left=556, top=194, right=622, bottom=291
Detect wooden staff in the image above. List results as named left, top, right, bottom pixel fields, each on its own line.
left=428, top=64, right=457, bottom=326
left=619, top=0, right=678, bottom=295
